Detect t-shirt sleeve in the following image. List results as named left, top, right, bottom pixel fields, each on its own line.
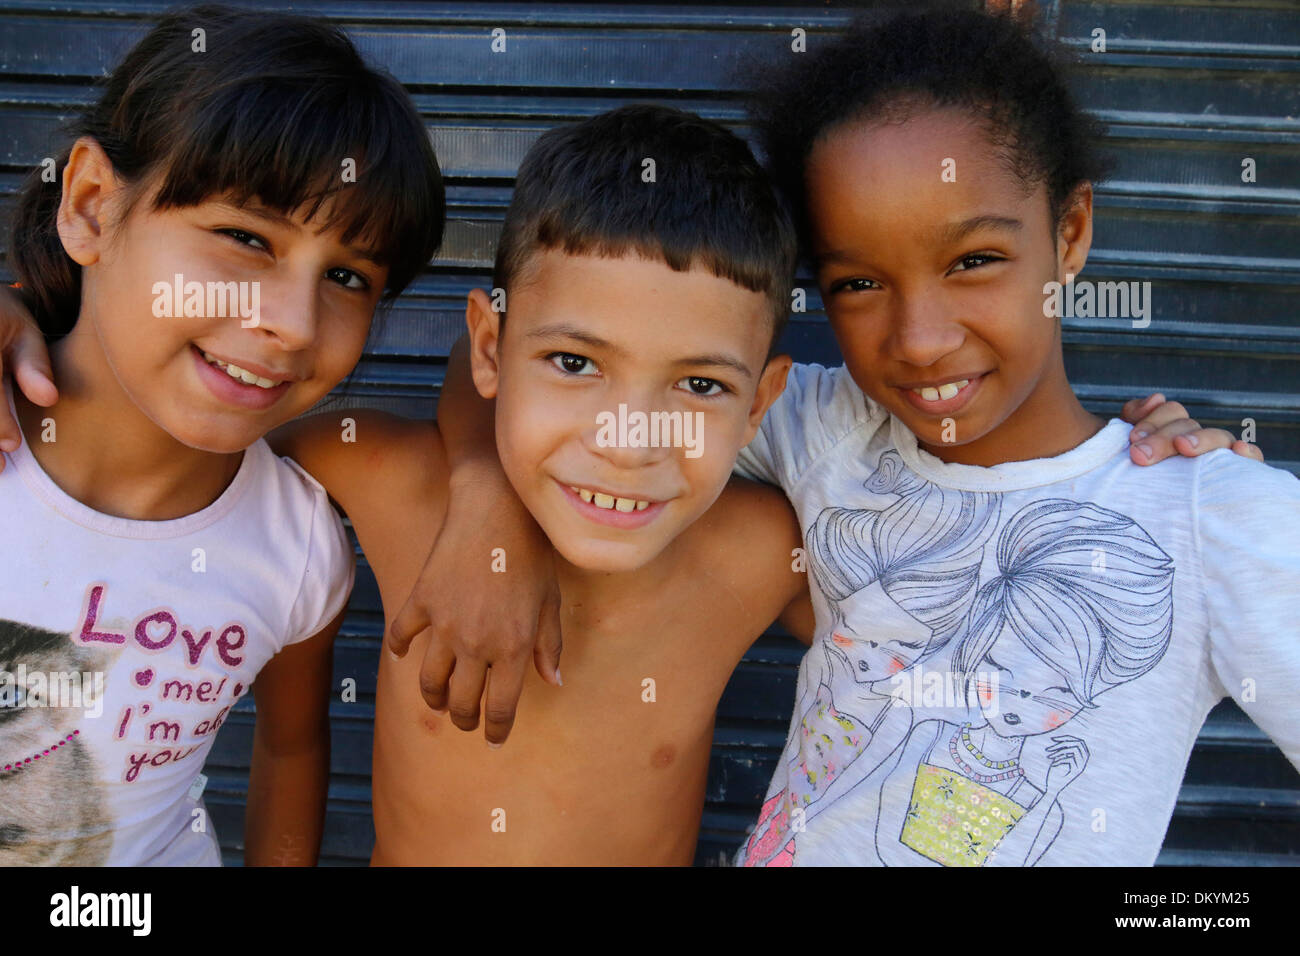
left=282, top=461, right=357, bottom=647
left=1199, top=452, right=1300, bottom=771
left=733, top=362, right=885, bottom=492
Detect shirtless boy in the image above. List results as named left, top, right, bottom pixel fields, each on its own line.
left=274, top=105, right=809, bottom=863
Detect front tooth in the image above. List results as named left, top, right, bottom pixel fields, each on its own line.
left=635, top=500, right=649, bottom=511
left=937, top=382, right=960, bottom=400
left=614, top=497, right=636, bottom=513
left=238, top=368, right=259, bottom=385
left=579, top=489, right=594, bottom=503
left=952, top=379, right=969, bottom=390
left=919, top=386, right=940, bottom=401
left=592, top=492, right=615, bottom=509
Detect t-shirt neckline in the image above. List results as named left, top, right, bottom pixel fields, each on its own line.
left=888, top=413, right=1132, bottom=492
left=3, top=376, right=259, bottom=539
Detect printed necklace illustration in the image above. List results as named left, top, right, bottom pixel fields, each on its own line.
left=1, top=729, right=80, bottom=773
left=948, top=724, right=1023, bottom=783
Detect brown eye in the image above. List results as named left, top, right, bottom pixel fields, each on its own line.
left=675, top=375, right=725, bottom=397
left=549, top=352, right=596, bottom=376
left=217, top=228, right=269, bottom=251
left=952, top=253, right=1001, bottom=272
left=326, top=267, right=368, bottom=291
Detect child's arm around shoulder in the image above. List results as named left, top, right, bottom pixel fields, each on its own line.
left=267, top=409, right=446, bottom=526
left=1197, top=451, right=1300, bottom=771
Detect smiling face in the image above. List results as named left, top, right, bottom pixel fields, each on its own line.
left=467, top=250, right=790, bottom=572
left=804, top=106, right=1095, bottom=465
left=61, top=139, right=387, bottom=454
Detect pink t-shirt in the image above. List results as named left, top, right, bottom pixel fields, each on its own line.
left=0, top=383, right=354, bottom=865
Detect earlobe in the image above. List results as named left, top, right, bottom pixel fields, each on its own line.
left=465, top=287, right=503, bottom=400
left=56, top=137, right=120, bottom=268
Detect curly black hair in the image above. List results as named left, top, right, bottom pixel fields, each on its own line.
left=743, top=4, right=1112, bottom=255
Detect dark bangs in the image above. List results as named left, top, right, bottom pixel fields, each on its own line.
left=148, top=59, right=444, bottom=299
left=494, top=104, right=796, bottom=346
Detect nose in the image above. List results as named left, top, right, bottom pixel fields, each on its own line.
left=247, top=269, right=321, bottom=352
left=583, top=390, right=680, bottom=470
left=888, top=291, right=965, bottom=369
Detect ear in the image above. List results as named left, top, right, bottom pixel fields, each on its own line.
left=464, top=287, right=503, bottom=400
left=743, top=352, right=793, bottom=446
left=56, top=137, right=124, bottom=267
left=1056, top=182, right=1094, bottom=283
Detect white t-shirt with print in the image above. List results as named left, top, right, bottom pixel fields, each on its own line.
left=734, top=363, right=1300, bottom=867
left=0, top=382, right=354, bottom=866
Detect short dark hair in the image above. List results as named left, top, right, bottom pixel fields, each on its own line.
left=745, top=5, right=1112, bottom=254
left=493, top=104, right=797, bottom=349
left=12, top=4, right=445, bottom=338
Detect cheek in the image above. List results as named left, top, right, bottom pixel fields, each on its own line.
left=1042, top=709, right=1073, bottom=731
left=318, top=327, right=369, bottom=383
left=495, top=390, right=559, bottom=474
left=679, top=440, right=734, bottom=495
left=828, top=313, right=886, bottom=373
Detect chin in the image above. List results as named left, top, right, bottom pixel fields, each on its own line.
left=551, top=535, right=662, bottom=573
left=163, top=417, right=265, bottom=455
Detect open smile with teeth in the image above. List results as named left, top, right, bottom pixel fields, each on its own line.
left=201, top=350, right=283, bottom=390
left=569, top=485, right=651, bottom=512
left=911, top=379, right=970, bottom=402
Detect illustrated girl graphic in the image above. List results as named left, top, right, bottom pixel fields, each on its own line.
left=743, top=451, right=1000, bottom=866
left=872, top=499, right=1174, bottom=866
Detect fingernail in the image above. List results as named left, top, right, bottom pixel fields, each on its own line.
left=1184, top=434, right=1198, bottom=448
left=555, top=669, right=563, bottom=687
left=488, top=741, right=502, bottom=750
left=1137, top=443, right=1153, bottom=460
left=431, top=706, right=447, bottom=715
left=1132, top=430, right=1149, bottom=441
left=387, top=649, right=399, bottom=662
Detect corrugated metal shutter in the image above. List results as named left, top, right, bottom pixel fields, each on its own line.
left=2, top=0, right=1296, bottom=866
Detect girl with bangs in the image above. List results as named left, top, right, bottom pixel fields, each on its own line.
left=0, top=5, right=443, bottom=864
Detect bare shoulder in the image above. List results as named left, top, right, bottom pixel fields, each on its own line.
left=680, top=475, right=804, bottom=603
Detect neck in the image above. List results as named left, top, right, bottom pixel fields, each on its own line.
left=13, top=327, right=243, bottom=520
left=922, top=353, right=1105, bottom=467
left=552, top=535, right=682, bottom=617
left=966, top=722, right=1022, bottom=762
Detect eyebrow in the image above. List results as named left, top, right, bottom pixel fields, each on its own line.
left=673, top=353, right=755, bottom=380
left=525, top=323, right=754, bottom=379
left=815, top=214, right=1024, bottom=266
left=939, top=215, right=1023, bottom=245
